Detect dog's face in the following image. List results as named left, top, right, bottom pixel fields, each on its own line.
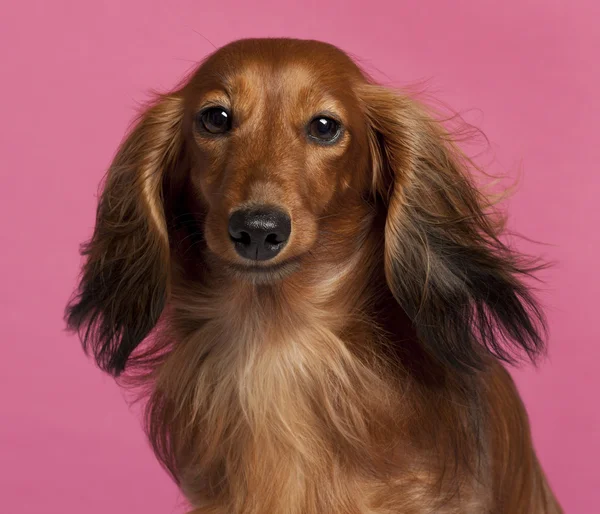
left=179, top=39, right=371, bottom=277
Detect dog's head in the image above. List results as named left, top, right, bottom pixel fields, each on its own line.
left=184, top=40, right=371, bottom=272
left=66, top=38, right=545, bottom=376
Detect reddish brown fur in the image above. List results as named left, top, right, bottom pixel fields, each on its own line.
left=66, top=38, right=562, bottom=513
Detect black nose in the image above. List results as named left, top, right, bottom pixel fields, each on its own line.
left=228, top=207, right=292, bottom=261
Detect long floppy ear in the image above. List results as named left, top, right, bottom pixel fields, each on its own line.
left=65, top=94, right=185, bottom=376
left=360, top=84, right=546, bottom=373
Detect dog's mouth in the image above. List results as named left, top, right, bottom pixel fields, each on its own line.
left=226, top=258, right=301, bottom=284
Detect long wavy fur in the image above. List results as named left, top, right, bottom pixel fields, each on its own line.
left=65, top=38, right=560, bottom=514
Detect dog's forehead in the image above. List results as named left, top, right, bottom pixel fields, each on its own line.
left=188, top=38, right=364, bottom=97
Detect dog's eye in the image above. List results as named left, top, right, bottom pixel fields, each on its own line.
left=307, top=116, right=341, bottom=143
left=197, top=107, right=232, bottom=134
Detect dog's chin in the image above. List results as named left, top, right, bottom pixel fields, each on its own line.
left=226, top=258, right=301, bottom=285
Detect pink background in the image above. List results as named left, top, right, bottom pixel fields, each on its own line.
left=1, top=1, right=598, bottom=512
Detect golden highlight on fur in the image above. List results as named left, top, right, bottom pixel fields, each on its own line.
left=66, top=38, right=562, bottom=513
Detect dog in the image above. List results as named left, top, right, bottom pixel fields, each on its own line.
left=66, top=38, right=562, bottom=513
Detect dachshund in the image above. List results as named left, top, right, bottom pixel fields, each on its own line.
left=66, top=38, right=562, bottom=513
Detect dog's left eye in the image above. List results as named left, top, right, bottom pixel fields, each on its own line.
left=307, top=116, right=341, bottom=143
left=197, top=107, right=232, bottom=134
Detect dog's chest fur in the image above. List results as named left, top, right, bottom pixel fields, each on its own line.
left=164, top=266, right=487, bottom=514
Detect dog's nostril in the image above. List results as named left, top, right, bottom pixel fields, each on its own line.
left=265, top=233, right=283, bottom=245
left=228, top=207, right=291, bottom=261
left=231, top=231, right=252, bottom=246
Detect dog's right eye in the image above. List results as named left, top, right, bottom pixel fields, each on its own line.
left=307, top=116, right=342, bottom=144
left=196, top=107, right=232, bottom=134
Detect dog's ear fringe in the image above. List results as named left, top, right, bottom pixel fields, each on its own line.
left=359, top=83, right=548, bottom=374
left=65, top=94, right=185, bottom=376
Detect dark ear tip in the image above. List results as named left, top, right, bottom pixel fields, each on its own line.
left=64, top=307, right=129, bottom=378
left=105, top=359, right=126, bottom=377
left=92, top=350, right=129, bottom=377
